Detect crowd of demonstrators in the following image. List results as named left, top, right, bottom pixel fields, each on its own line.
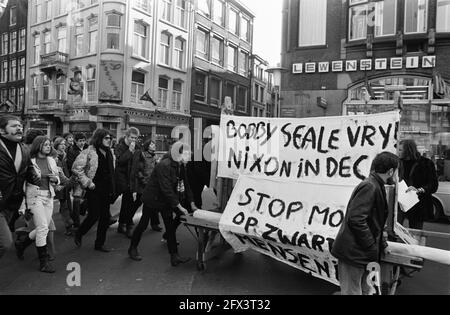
left=398, top=140, right=439, bottom=230
left=73, top=129, right=115, bottom=252
left=115, top=127, right=141, bottom=238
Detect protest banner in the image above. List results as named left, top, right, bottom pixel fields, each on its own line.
left=218, top=111, right=400, bottom=185
left=219, top=176, right=355, bottom=285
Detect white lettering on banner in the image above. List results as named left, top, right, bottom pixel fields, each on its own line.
left=292, top=56, right=436, bottom=74
left=318, top=62, right=330, bottom=73
left=332, top=61, right=343, bottom=72
left=219, top=176, right=355, bottom=285
left=218, top=111, right=400, bottom=185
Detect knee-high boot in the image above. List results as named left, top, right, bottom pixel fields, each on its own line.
left=36, top=245, right=55, bottom=273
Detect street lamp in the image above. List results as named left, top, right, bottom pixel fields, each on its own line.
left=267, top=65, right=286, bottom=118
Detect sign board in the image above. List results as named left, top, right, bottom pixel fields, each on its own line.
left=99, top=61, right=124, bottom=102
left=218, top=111, right=400, bottom=186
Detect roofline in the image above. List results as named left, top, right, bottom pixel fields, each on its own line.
left=229, top=0, right=255, bottom=18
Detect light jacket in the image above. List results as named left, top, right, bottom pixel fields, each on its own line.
left=71, top=145, right=99, bottom=197
left=25, top=157, right=60, bottom=205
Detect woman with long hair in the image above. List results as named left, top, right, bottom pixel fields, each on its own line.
left=399, top=139, right=439, bottom=229
left=72, top=129, right=115, bottom=252
left=22, top=136, right=60, bottom=273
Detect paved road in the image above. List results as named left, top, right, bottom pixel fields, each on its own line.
left=0, top=200, right=449, bottom=295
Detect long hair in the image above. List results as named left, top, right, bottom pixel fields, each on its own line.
left=90, top=128, right=111, bottom=148
left=29, top=135, right=51, bottom=158
left=400, top=139, right=421, bottom=161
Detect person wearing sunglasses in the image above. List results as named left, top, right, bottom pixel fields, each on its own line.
left=72, top=129, right=115, bottom=252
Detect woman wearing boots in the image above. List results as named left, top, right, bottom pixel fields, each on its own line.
left=18, top=136, right=60, bottom=273
left=72, top=129, right=115, bottom=252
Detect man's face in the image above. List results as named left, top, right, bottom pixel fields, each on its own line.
left=0, top=120, right=23, bottom=142
left=76, top=139, right=86, bottom=149
left=126, top=134, right=138, bottom=144
left=67, top=136, right=74, bottom=146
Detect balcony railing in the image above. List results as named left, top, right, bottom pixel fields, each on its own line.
left=38, top=99, right=67, bottom=112
left=40, top=51, right=69, bottom=73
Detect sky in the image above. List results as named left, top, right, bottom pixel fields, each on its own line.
left=244, top=0, right=283, bottom=66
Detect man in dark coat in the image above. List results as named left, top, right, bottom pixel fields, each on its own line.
left=135, top=143, right=196, bottom=266
left=115, top=127, right=141, bottom=237
left=331, top=152, right=399, bottom=295
left=0, top=115, right=40, bottom=259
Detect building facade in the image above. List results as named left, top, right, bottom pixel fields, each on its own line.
left=282, top=0, right=450, bottom=181
left=0, top=0, right=27, bottom=118
left=190, top=0, right=254, bottom=138
left=25, top=0, right=193, bottom=149
left=250, top=54, right=270, bottom=117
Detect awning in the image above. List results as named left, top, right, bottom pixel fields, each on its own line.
left=433, top=71, right=450, bottom=99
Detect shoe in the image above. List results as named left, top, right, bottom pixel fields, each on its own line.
left=128, top=247, right=142, bottom=261
left=36, top=245, right=55, bottom=273
left=74, top=233, right=82, bottom=248
left=151, top=225, right=163, bottom=232
left=117, top=224, right=127, bottom=234
left=15, top=233, right=33, bottom=260
left=170, top=254, right=191, bottom=267
left=95, top=246, right=111, bottom=253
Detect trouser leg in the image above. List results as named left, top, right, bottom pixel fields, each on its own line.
left=130, top=205, right=152, bottom=248
left=0, top=212, right=13, bottom=259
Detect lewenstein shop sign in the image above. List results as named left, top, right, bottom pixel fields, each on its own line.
left=292, top=56, right=436, bottom=74
left=218, top=111, right=400, bottom=285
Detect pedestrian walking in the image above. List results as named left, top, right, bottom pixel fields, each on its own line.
left=398, top=139, right=439, bottom=229
left=115, top=127, right=141, bottom=238
left=73, top=129, right=115, bottom=252
left=331, top=152, right=399, bottom=295
left=0, top=116, right=40, bottom=260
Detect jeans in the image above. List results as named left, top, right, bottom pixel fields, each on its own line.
left=0, top=211, right=13, bottom=259
left=119, top=191, right=141, bottom=226
left=78, top=189, right=110, bottom=248
left=338, top=260, right=371, bottom=295
left=130, top=206, right=160, bottom=248
left=161, top=208, right=183, bottom=255
left=28, top=192, right=54, bottom=247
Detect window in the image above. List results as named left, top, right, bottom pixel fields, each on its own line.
left=299, top=0, right=327, bottom=46
left=19, top=57, right=25, bottom=80
left=55, top=74, right=65, bottom=100
left=254, top=84, right=259, bottom=101
left=213, top=0, right=225, bottom=26
left=198, top=0, right=211, bottom=18
left=172, top=81, right=182, bottom=110
left=211, top=36, right=224, bottom=65
left=44, top=0, right=52, bottom=20
left=2, top=33, right=8, bottom=55
left=134, top=0, right=151, bottom=12
left=106, top=13, right=121, bottom=50
left=32, top=76, right=39, bottom=105
left=158, top=77, right=169, bottom=108
left=58, top=0, right=67, bottom=15
left=227, top=45, right=237, bottom=72
left=225, top=83, right=235, bottom=107
left=42, top=74, right=50, bottom=100
left=236, top=86, right=247, bottom=112
left=131, top=71, right=145, bottom=104
left=88, top=30, right=97, bottom=53
left=196, top=28, right=209, bottom=60
left=74, top=24, right=83, bottom=56
left=33, top=34, right=40, bottom=64
left=34, top=0, right=42, bottom=24
left=9, top=59, right=17, bottom=81
left=175, top=0, right=187, bottom=28
left=374, top=0, right=397, bottom=37
left=160, top=32, right=171, bottom=65
left=10, top=6, right=17, bottom=26
left=18, top=87, right=24, bottom=111
left=19, top=29, right=26, bottom=51
left=162, top=0, right=173, bottom=21
left=10, top=32, right=17, bottom=53
left=437, top=0, right=450, bottom=32
left=238, top=50, right=249, bottom=76
left=241, top=17, right=250, bottom=42
left=210, top=77, right=221, bottom=106
left=43, top=31, right=51, bottom=54
left=86, top=67, right=96, bottom=102
left=260, top=86, right=265, bottom=102
left=229, top=9, right=238, bottom=35
left=0, top=89, right=7, bottom=103
left=194, top=72, right=207, bottom=102
left=57, top=27, right=67, bottom=53
left=174, top=38, right=185, bottom=69
left=133, top=22, right=148, bottom=58
left=405, top=0, right=428, bottom=34
left=1, top=61, right=7, bottom=82
left=349, top=1, right=367, bottom=40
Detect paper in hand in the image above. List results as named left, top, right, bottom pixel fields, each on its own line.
left=398, top=180, right=419, bottom=213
